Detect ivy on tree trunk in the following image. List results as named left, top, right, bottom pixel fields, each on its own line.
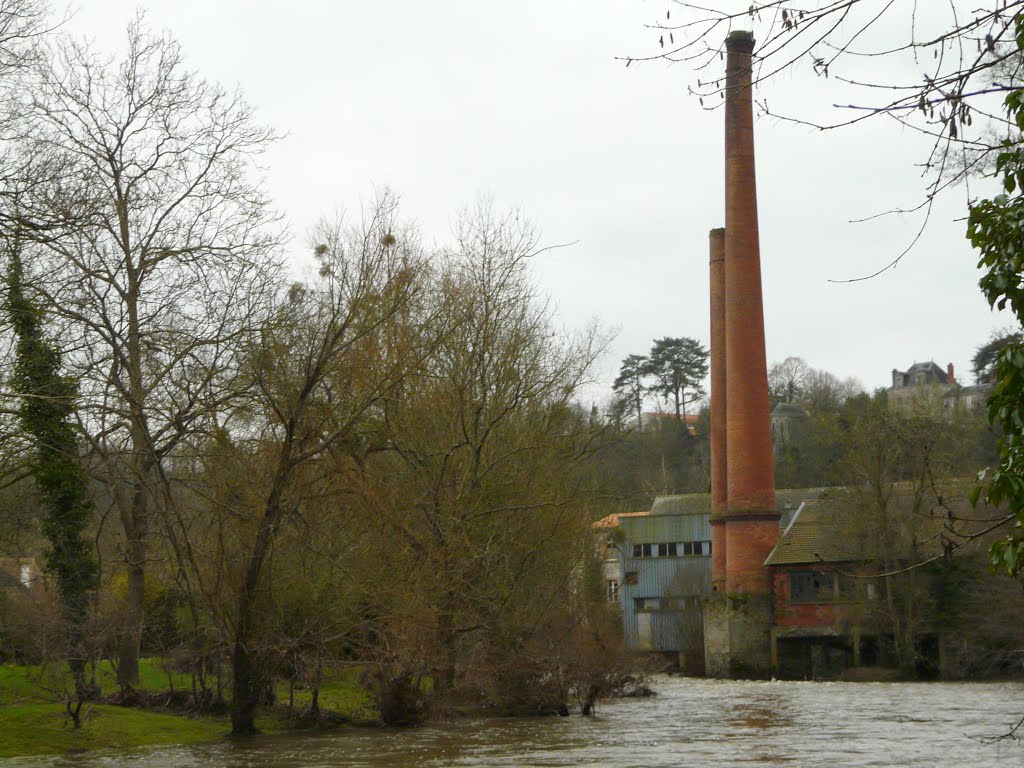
left=5, top=229, right=97, bottom=726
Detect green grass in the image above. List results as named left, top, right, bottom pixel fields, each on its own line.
left=95, top=657, right=196, bottom=693
left=0, top=657, right=196, bottom=707
left=0, top=659, right=381, bottom=758
left=0, top=703, right=225, bottom=758
left=276, top=667, right=379, bottom=723
left=0, top=663, right=53, bottom=705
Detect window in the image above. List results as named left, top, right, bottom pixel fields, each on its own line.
left=607, top=579, right=619, bottom=602
left=630, top=540, right=712, bottom=558
left=635, top=597, right=660, bottom=611
left=624, top=571, right=638, bottom=586
left=789, top=571, right=835, bottom=604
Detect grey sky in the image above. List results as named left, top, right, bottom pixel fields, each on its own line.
left=64, top=1, right=1008, bottom=403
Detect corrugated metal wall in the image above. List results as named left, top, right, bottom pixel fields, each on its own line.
left=613, top=490, right=822, bottom=654
left=618, top=508, right=712, bottom=653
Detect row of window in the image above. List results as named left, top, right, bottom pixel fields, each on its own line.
left=635, top=596, right=699, bottom=612
left=610, top=571, right=882, bottom=607
left=605, top=583, right=701, bottom=611
left=789, top=571, right=879, bottom=604
left=632, top=540, right=711, bottom=558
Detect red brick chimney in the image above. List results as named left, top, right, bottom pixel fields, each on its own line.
left=709, top=227, right=727, bottom=591
left=723, top=30, right=778, bottom=595
left=947, top=362, right=955, bottom=384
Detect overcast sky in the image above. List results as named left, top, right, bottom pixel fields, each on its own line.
left=61, top=1, right=1010, bottom=405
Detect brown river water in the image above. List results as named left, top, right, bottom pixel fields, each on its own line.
left=5, top=676, right=1024, bottom=767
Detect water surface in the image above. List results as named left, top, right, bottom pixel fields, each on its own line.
left=6, top=677, right=1024, bottom=767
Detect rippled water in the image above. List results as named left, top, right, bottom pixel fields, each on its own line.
left=7, top=677, right=1024, bottom=767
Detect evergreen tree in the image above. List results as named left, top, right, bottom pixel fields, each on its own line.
left=644, top=337, right=709, bottom=420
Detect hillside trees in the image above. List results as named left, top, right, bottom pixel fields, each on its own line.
left=768, top=356, right=863, bottom=410
left=610, top=337, right=709, bottom=426
left=768, top=356, right=811, bottom=407
left=645, top=337, right=708, bottom=420
left=612, top=354, right=648, bottom=429
left=12, top=17, right=283, bottom=686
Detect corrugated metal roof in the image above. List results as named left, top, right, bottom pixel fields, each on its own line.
left=649, top=494, right=711, bottom=517
left=620, top=513, right=711, bottom=543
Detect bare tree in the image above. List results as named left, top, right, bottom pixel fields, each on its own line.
left=768, top=355, right=811, bottom=407
left=0, top=0, right=47, bottom=71
left=364, top=203, right=609, bottom=712
left=11, top=15, right=283, bottom=685
left=169, top=195, right=427, bottom=735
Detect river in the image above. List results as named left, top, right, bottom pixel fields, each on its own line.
left=6, top=677, right=1024, bottom=767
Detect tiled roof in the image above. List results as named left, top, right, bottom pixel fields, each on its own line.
left=640, top=488, right=827, bottom=518
left=765, top=479, right=993, bottom=566
left=592, top=511, right=649, bottom=529
left=772, top=403, right=809, bottom=417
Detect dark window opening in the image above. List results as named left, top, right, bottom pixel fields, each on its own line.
left=630, top=540, right=713, bottom=558
left=790, top=571, right=835, bottom=604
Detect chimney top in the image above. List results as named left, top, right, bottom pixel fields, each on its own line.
left=726, top=30, right=756, bottom=51
left=710, top=228, right=724, bottom=261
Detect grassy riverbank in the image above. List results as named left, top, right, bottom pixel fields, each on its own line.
left=0, top=659, right=378, bottom=759
left=0, top=703, right=224, bottom=759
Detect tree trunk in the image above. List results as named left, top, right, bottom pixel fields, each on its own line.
left=117, top=490, right=148, bottom=687
left=231, top=631, right=258, bottom=735
left=231, top=488, right=287, bottom=735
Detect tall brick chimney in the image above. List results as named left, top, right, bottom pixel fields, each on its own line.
left=947, top=362, right=955, bottom=384
left=703, top=30, right=779, bottom=679
left=709, top=227, right=727, bottom=592
left=723, top=29, right=778, bottom=595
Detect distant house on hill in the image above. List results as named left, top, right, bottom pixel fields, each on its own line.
left=888, top=361, right=991, bottom=415
left=770, top=402, right=809, bottom=453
